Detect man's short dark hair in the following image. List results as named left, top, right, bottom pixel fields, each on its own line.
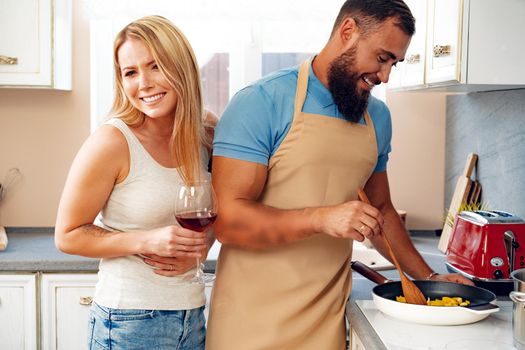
left=331, top=0, right=415, bottom=38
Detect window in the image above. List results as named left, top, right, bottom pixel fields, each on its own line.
left=89, top=0, right=352, bottom=130
left=88, top=1, right=386, bottom=259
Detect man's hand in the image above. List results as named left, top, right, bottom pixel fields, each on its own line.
left=431, top=273, right=475, bottom=286
left=312, top=200, right=384, bottom=241
left=142, top=254, right=199, bottom=276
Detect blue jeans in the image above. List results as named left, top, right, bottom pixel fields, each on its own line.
left=87, top=302, right=205, bottom=350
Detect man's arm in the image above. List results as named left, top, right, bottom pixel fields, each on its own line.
left=364, top=171, right=433, bottom=279
left=212, top=156, right=383, bottom=249
left=364, top=171, right=474, bottom=284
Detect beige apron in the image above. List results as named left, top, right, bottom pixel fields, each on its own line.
left=206, top=60, right=378, bottom=350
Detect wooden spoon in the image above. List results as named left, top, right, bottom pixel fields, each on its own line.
left=357, top=189, right=427, bottom=305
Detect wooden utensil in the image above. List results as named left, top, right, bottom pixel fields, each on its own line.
left=357, top=189, right=427, bottom=305
left=472, top=180, right=481, bottom=204
left=438, top=153, right=478, bottom=253
left=466, top=179, right=482, bottom=205
left=466, top=180, right=477, bottom=205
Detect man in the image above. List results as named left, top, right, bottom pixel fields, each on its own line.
left=206, top=1, right=471, bottom=349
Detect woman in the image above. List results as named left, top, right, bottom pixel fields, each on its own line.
left=55, top=16, right=217, bottom=349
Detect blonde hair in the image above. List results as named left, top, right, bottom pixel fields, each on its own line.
left=110, top=15, right=207, bottom=184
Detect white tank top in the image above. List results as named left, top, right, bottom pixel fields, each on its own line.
left=93, top=118, right=205, bottom=310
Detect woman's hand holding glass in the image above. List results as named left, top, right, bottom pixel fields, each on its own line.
left=143, top=224, right=207, bottom=258
left=140, top=224, right=206, bottom=274
left=174, top=180, right=217, bottom=283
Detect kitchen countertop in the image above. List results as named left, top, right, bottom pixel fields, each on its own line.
left=0, top=230, right=99, bottom=272
left=346, top=231, right=515, bottom=350
left=350, top=300, right=516, bottom=350
left=346, top=231, right=472, bottom=350
left=0, top=229, right=216, bottom=272
left=0, top=229, right=440, bottom=275
left=1, top=229, right=515, bottom=349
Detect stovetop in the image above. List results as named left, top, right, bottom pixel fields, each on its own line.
left=355, top=300, right=516, bottom=350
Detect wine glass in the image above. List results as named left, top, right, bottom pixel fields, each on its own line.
left=174, top=180, right=217, bottom=284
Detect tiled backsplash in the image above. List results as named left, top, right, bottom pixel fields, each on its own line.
left=445, top=89, right=525, bottom=219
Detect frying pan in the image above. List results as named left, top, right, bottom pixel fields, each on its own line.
left=351, top=261, right=499, bottom=325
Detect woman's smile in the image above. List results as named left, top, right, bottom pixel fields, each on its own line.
left=140, top=92, right=167, bottom=104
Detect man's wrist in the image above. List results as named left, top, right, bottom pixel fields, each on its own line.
left=425, top=271, right=439, bottom=280
left=307, top=207, right=323, bottom=234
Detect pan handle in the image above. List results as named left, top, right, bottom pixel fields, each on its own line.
left=351, top=261, right=393, bottom=285
left=465, top=303, right=500, bottom=314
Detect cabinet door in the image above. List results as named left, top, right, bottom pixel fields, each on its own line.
left=388, top=0, right=427, bottom=89
left=0, top=0, right=71, bottom=89
left=0, top=0, right=52, bottom=87
left=41, top=273, right=98, bottom=350
left=0, top=274, right=37, bottom=350
left=401, top=0, right=427, bottom=87
left=425, top=0, right=462, bottom=84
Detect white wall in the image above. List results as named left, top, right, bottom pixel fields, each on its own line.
left=386, top=90, right=447, bottom=230
left=0, top=1, right=90, bottom=226
left=0, top=1, right=447, bottom=231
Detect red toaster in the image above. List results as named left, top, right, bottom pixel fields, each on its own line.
left=446, top=210, right=525, bottom=294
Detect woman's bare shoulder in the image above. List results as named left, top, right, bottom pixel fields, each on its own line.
left=77, top=123, right=130, bottom=181
left=89, top=123, right=129, bottom=155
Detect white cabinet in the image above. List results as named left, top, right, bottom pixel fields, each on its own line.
left=0, top=273, right=97, bottom=350
left=0, top=274, right=37, bottom=350
left=425, top=0, right=462, bottom=84
left=1, top=272, right=213, bottom=348
left=389, top=0, right=525, bottom=92
left=41, top=273, right=98, bottom=350
left=1, top=272, right=213, bottom=347
left=388, top=0, right=427, bottom=89
left=0, top=0, right=72, bottom=89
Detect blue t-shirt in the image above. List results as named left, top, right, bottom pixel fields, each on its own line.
left=213, top=63, right=392, bottom=172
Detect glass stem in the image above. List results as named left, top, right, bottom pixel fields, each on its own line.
left=195, top=257, right=202, bottom=278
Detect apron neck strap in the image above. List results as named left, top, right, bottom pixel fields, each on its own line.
left=294, top=59, right=311, bottom=114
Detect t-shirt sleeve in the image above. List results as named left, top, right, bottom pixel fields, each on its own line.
left=213, top=85, right=275, bottom=166
left=369, top=98, right=392, bottom=173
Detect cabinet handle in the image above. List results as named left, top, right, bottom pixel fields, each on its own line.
left=79, top=296, right=93, bottom=306
left=406, top=54, right=421, bottom=64
left=433, top=45, right=451, bottom=57
left=0, top=55, right=18, bottom=65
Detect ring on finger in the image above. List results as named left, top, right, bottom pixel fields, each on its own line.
left=169, top=264, right=174, bottom=271
left=358, top=225, right=366, bottom=234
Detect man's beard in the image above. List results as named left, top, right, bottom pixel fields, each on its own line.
left=327, top=47, right=371, bottom=123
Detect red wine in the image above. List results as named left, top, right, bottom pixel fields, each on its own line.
left=175, top=211, right=217, bottom=232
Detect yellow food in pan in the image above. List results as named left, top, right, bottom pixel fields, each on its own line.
left=396, top=296, right=471, bottom=307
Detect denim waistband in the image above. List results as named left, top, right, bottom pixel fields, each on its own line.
left=91, top=301, right=204, bottom=320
